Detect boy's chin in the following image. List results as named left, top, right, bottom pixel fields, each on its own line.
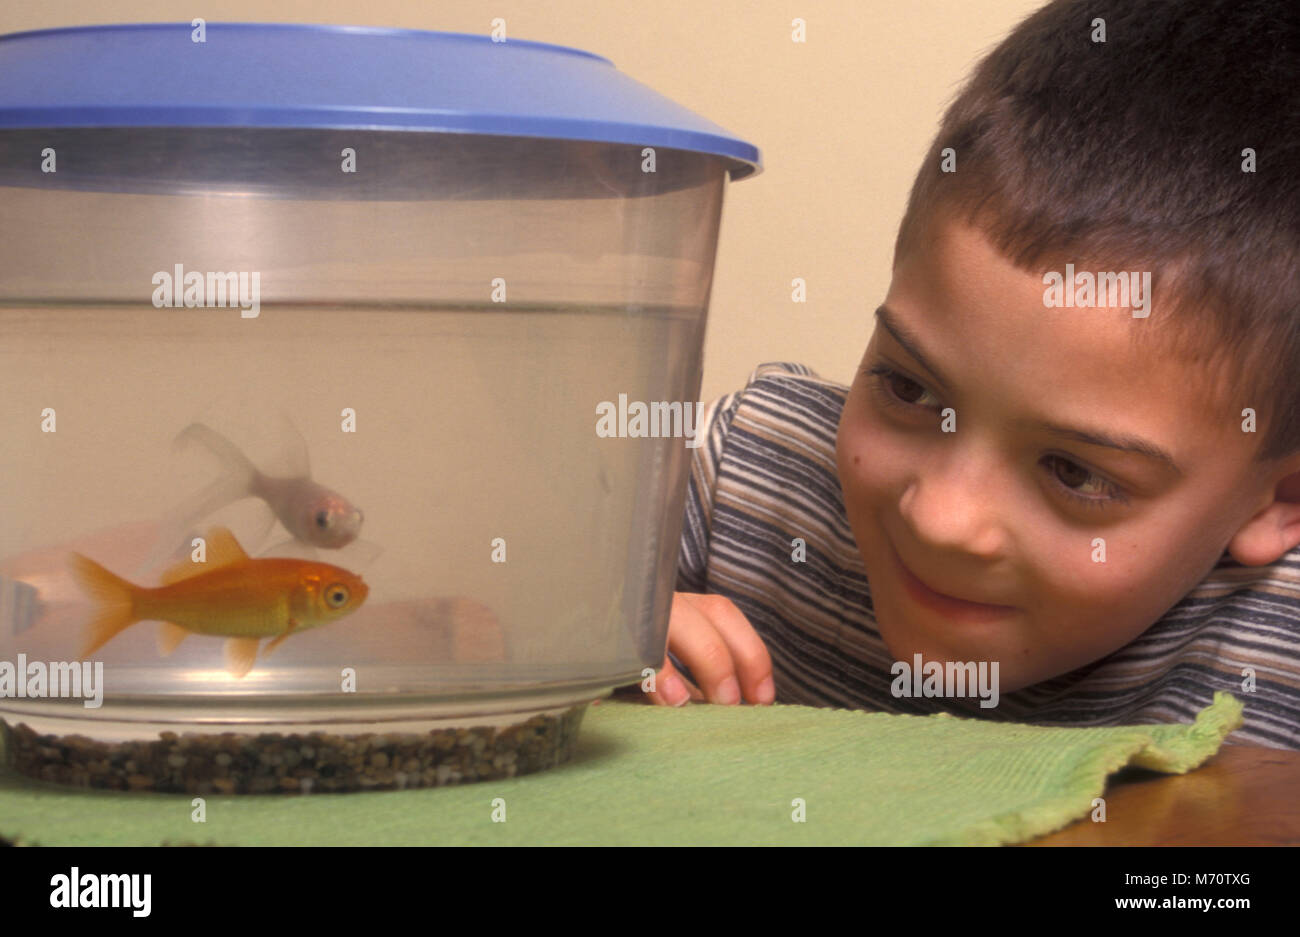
left=874, top=620, right=1045, bottom=698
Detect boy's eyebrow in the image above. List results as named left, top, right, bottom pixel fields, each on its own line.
left=874, top=304, right=953, bottom=393
left=873, top=304, right=1183, bottom=476
left=1024, top=421, right=1183, bottom=476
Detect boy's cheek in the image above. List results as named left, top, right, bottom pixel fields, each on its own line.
left=1051, top=531, right=1196, bottom=610
left=835, top=425, right=876, bottom=516
left=836, top=402, right=906, bottom=506
left=1034, top=553, right=1176, bottom=664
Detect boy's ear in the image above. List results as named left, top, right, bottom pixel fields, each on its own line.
left=1227, top=463, right=1300, bottom=566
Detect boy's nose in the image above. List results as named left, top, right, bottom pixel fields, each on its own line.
left=897, top=459, right=1009, bottom=560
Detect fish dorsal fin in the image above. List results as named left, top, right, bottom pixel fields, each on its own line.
left=159, top=526, right=250, bottom=584
left=204, top=526, right=251, bottom=566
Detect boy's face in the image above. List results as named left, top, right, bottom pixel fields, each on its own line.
left=836, top=213, right=1280, bottom=694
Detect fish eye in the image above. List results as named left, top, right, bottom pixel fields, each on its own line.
left=316, top=510, right=330, bottom=529
left=325, top=585, right=350, bottom=608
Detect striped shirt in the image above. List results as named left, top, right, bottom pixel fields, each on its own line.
left=676, top=362, right=1300, bottom=750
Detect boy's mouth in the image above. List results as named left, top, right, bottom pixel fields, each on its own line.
left=890, top=543, right=1018, bottom=624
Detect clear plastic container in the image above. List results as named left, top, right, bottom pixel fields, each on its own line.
left=0, top=23, right=760, bottom=792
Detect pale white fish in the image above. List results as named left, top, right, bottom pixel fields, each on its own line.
left=167, top=422, right=364, bottom=553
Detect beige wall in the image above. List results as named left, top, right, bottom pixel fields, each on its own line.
left=0, top=0, right=1045, bottom=402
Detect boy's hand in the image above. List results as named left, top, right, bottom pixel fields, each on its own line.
left=645, top=592, right=775, bottom=707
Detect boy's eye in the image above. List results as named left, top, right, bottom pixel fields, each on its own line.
left=1042, top=455, right=1127, bottom=508
left=1046, top=455, right=1104, bottom=493
left=886, top=373, right=927, bottom=404
left=866, top=364, right=940, bottom=409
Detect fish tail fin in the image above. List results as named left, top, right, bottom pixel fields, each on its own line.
left=68, top=553, right=141, bottom=656
left=166, top=423, right=261, bottom=542
left=175, top=422, right=259, bottom=482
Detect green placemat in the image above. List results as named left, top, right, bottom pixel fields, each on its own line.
left=0, top=692, right=1242, bottom=845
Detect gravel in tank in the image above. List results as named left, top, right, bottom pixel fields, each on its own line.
left=0, top=704, right=586, bottom=794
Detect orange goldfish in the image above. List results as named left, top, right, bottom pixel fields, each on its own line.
left=69, top=527, right=368, bottom=678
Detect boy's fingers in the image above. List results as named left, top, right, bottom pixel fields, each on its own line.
left=666, top=592, right=748, bottom=705
left=676, top=592, right=775, bottom=704
left=645, top=655, right=706, bottom=707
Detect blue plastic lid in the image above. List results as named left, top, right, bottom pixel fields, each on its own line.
left=0, top=22, right=760, bottom=180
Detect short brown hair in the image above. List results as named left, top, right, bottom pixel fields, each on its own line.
left=894, top=0, right=1300, bottom=461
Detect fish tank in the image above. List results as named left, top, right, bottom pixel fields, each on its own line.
left=0, top=23, right=760, bottom=793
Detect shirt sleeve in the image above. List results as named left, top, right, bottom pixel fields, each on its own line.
left=674, top=363, right=820, bottom=593
left=674, top=388, right=743, bottom=593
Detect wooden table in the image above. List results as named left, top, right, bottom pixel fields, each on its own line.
left=1027, top=745, right=1300, bottom=845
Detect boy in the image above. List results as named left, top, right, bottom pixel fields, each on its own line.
left=648, top=0, right=1300, bottom=750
